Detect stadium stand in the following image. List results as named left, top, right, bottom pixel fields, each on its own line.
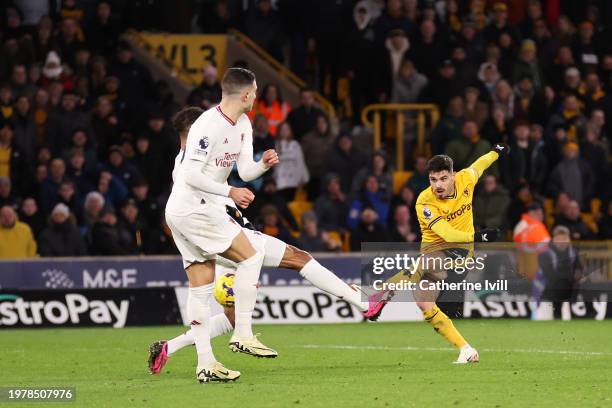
left=0, top=0, right=611, bottom=259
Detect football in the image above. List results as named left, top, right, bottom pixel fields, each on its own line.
left=214, top=272, right=235, bottom=307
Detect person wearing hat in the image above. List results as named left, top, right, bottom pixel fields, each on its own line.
left=38, top=202, right=87, bottom=256
left=483, top=1, right=520, bottom=48
left=0, top=205, right=37, bottom=259
left=512, top=39, right=543, bottom=90
left=547, top=141, right=594, bottom=210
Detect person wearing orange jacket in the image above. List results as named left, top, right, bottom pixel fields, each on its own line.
left=248, top=84, right=291, bottom=136
left=513, top=201, right=551, bottom=279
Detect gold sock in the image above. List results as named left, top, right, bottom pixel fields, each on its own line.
left=423, top=305, right=467, bottom=349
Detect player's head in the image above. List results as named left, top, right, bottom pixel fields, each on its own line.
left=172, top=106, right=203, bottom=140
left=221, top=67, right=257, bottom=113
left=426, top=155, right=455, bottom=199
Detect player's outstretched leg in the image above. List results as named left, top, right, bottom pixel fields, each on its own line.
left=281, top=245, right=394, bottom=321
left=148, top=312, right=234, bottom=375
left=419, top=302, right=479, bottom=364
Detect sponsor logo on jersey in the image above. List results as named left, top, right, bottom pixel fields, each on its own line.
left=215, top=152, right=240, bottom=167
left=446, top=203, right=472, bottom=221
left=423, top=206, right=432, bottom=220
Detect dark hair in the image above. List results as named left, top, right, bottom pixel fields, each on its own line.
left=426, top=155, right=454, bottom=173
left=261, top=83, right=283, bottom=106
left=172, top=106, right=203, bottom=133
left=221, top=67, right=255, bottom=95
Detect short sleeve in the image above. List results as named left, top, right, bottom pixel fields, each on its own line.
left=416, top=203, right=443, bottom=230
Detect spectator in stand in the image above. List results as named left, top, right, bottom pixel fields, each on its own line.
left=250, top=84, right=291, bottom=137
left=375, top=28, right=411, bottom=101
left=391, top=59, right=428, bottom=104
left=0, top=177, right=16, bottom=208
left=0, top=205, right=37, bottom=259
left=116, top=198, right=144, bottom=254
left=286, top=87, right=324, bottom=141
left=350, top=207, right=389, bottom=250
left=408, top=19, right=446, bottom=80
left=302, top=113, right=335, bottom=199
left=580, top=125, right=608, bottom=195
left=12, top=95, right=37, bottom=166
left=83, top=190, right=104, bottom=238
left=187, top=64, right=222, bottom=109
left=11, top=64, right=36, bottom=99
left=87, top=1, right=121, bottom=58
left=512, top=40, right=543, bottom=91
left=547, top=142, right=594, bottom=210
left=423, top=59, right=461, bottom=111
left=463, top=86, right=488, bottom=129
left=483, top=3, right=520, bottom=55
left=314, top=173, right=349, bottom=232
left=243, top=177, right=298, bottom=232
left=406, top=155, right=428, bottom=195
left=477, top=62, right=501, bottom=101
left=473, top=174, right=511, bottom=232
left=257, top=204, right=298, bottom=247
left=273, top=122, right=309, bottom=202
left=554, top=199, right=595, bottom=240
left=325, top=132, right=368, bottom=195
left=105, top=145, right=142, bottom=190
left=374, top=0, right=413, bottom=43
left=491, top=79, right=515, bottom=121
left=513, top=202, right=550, bottom=245
left=19, top=198, right=45, bottom=239
left=40, top=51, right=73, bottom=92
left=91, top=205, right=132, bottom=255
left=527, top=124, right=548, bottom=193
left=351, top=149, right=391, bottom=200
left=388, top=204, right=418, bottom=242
left=598, top=202, right=612, bottom=239
left=252, top=114, right=275, bottom=155
left=0, top=119, right=31, bottom=198
left=244, top=0, right=284, bottom=61
left=91, top=96, right=120, bottom=160
left=445, top=120, right=496, bottom=177
left=548, top=93, right=587, bottom=143
left=430, top=96, right=465, bottom=155
left=56, top=180, right=84, bottom=225
left=347, top=175, right=390, bottom=230
left=298, top=211, right=341, bottom=252
left=198, top=0, right=236, bottom=34
left=38, top=203, right=87, bottom=256
left=39, top=157, right=67, bottom=214
left=47, top=91, right=90, bottom=156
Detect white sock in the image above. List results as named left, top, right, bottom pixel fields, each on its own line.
left=167, top=314, right=234, bottom=355
left=300, top=259, right=367, bottom=312
left=167, top=331, right=193, bottom=355
left=232, top=251, right=264, bottom=338
left=187, top=284, right=216, bottom=369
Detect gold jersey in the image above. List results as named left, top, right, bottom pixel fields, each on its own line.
left=416, top=168, right=479, bottom=245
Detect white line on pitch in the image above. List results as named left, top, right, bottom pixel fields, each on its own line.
left=295, top=344, right=612, bottom=356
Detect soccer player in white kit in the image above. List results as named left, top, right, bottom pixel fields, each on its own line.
left=149, top=106, right=394, bottom=376
left=165, top=68, right=279, bottom=383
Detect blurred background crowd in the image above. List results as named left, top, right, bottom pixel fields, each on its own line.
left=0, top=0, right=611, bottom=258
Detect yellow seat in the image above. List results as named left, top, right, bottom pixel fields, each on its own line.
left=543, top=199, right=555, bottom=229
left=293, top=187, right=308, bottom=202
left=581, top=213, right=598, bottom=234
left=591, top=198, right=602, bottom=218
left=393, top=171, right=414, bottom=194
left=288, top=201, right=313, bottom=229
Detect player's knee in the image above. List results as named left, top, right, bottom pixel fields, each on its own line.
left=416, top=301, right=433, bottom=312
left=282, top=246, right=312, bottom=270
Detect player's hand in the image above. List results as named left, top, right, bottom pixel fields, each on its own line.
left=474, top=228, right=500, bottom=242
left=492, top=143, right=510, bottom=156
left=229, top=187, right=255, bottom=209
left=262, top=149, right=279, bottom=168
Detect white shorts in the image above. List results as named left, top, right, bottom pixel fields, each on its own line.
left=216, top=229, right=287, bottom=270
left=166, top=204, right=243, bottom=268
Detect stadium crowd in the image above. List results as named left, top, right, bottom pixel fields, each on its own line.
left=0, top=0, right=611, bottom=259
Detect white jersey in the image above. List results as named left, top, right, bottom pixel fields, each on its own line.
left=166, top=105, right=264, bottom=216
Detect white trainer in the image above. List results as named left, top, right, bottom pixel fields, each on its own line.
left=196, top=362, right=241, bottom=383
left=454, top=345, right=480, bottom=364
left=229, top=334, right=278, bottom=358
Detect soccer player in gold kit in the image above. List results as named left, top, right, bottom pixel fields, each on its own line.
left=413, top=143, right=509, bottom=363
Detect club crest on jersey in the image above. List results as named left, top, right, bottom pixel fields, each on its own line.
left=463, top=188, right=469, bottom=197
left=241, top=133, right=245, bottom=141
left=423, top=206, right=432, bottom=220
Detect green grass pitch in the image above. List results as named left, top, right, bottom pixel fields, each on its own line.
left=2, top=320, right=612, bottom=407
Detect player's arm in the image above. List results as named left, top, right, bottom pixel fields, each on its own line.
left=430, top=218, right=474, bottom=242
left=466, top=143, right=509, bottom=181
left=236, top=130, right=272, bottom=181
left=182, top=127, right=231, bottom=196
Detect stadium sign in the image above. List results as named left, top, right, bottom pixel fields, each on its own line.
left=0, top=289, right=182, bottom=328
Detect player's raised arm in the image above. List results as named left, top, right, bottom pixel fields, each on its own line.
left=467, top=143, right=510, bottom=181
left=236, top=130, right=277, bottom=181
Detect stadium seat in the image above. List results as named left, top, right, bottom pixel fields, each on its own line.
left=293, top=187, right=309, bottom=202
left=581, top=213, right=598, bottom=235
left=393, top=171, right=413, bottom=194
left=591, top=198, right=602, bottom=218
left=288, top=201, right=313, bottom=228
left=543, top=199, right=555, bottom=229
